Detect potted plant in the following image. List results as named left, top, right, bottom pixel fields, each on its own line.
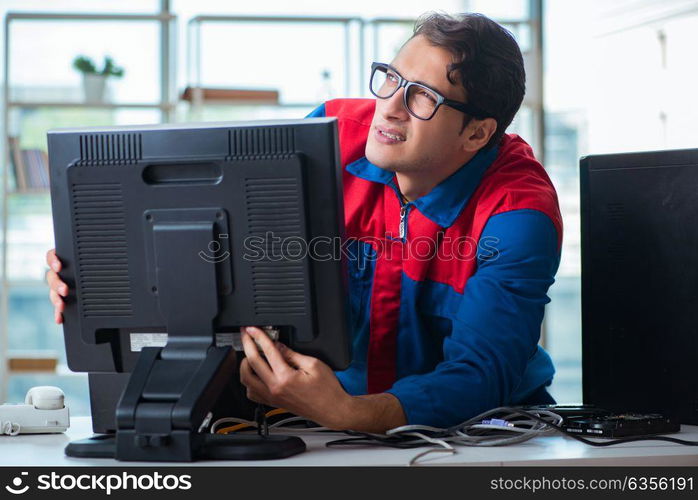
left=72, top=55, right=125, bottom=103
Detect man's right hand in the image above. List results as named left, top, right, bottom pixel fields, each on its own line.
left=46, top=248, right=68, bottom=325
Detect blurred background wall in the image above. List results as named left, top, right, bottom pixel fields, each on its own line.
left=0, top=0, right=696, bottom=414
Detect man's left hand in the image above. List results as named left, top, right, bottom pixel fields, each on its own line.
left=239, top=326, right=352, bottom=430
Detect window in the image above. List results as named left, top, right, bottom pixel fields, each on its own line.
left=543, top=0, right=698, bottom=403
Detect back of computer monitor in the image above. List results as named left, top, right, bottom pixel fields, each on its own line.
left=48, top=118, right=350, bottom=376
left=580, top=148, right=698, bottom=424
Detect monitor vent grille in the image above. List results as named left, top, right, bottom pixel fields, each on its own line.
left=71, top=183, right=133, bottom=317
left=606, top=202, right=626, bottom=262
left=245, top=177, right=307, bottom=316
left=79, top=133, right=142, bottom=165
left=229, top=127, right=295, bottom=158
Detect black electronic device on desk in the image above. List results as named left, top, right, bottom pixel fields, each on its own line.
left=562, top=413, right=680, bottom=438
left=48, top=118, right=350, bottom=461
left=523, top=405, right=681, bottom=438
left=580, top=147, right=698, bottom=426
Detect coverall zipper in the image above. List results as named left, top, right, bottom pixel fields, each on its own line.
left=399, top=205, right=407, bottom=239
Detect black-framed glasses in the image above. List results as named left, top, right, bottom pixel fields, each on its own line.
left=369, top=62, right=487, bottom=121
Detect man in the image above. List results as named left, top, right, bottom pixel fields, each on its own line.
left=46, top=12, right=562, bottom=433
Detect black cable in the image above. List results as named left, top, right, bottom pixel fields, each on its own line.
left=254, top=404, right=269, bottom=437
left=326, top=407, right=698, bottom=450
left=327, top=431, right=430, bottom=449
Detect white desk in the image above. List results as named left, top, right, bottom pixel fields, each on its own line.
left=2, top=417, right=697, bottom=466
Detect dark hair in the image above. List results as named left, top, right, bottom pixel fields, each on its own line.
left=412, top=12, right=526, bottom=150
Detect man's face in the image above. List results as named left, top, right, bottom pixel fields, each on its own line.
left=365, top=35, right=470, bottom=173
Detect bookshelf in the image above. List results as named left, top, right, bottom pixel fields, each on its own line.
left=0, top=7, right=177, bottom=403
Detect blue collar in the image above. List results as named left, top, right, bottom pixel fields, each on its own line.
left=346, top=145, right=499, bottom=228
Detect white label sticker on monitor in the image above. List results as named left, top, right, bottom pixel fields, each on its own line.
left=130, top=332, right=242, bottom=352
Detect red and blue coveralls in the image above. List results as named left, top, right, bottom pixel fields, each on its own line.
left=309, top=99, right=563, bottom=427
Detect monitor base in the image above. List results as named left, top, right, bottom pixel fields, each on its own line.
left=65, top=433, right=306, bottom=461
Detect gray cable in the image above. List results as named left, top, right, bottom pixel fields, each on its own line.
left=382, top=407, right=564, bottom=465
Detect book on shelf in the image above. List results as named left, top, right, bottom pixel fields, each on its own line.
left=7, top=136, right=50, bottom=192
left=180, top=86, right=279, bottom=103
left=8, top=356, right=58, bottom=373
left=8, top=136, right=24, bottom=191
